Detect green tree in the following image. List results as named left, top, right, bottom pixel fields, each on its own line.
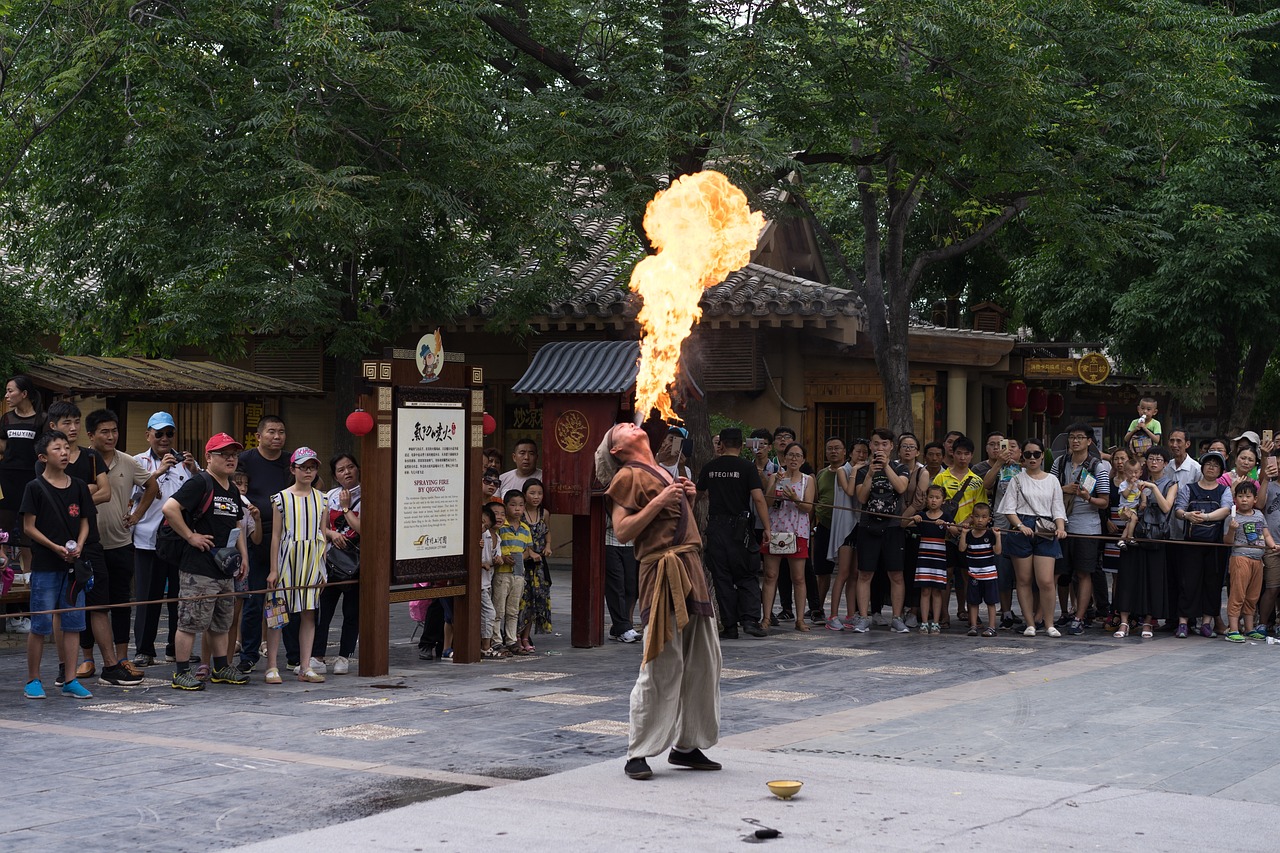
left=2, top=2, right=577, bottom=449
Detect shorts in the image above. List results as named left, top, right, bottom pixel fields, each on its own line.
left=841, top=526, right=859, bottom=549
left=857, top=525, right=904, bottom=573
left=966, top=577, right=1000, bottom=606
left=29, top=569, right=86, bottom=635
left=176, top=572, right=235, bottom=635
left=764, top=535, right=809, bottom=559
left=1264, top=551, right=1280, bottom=590
left=1003, top=525, right=1063, bottom=560
left=1055, top=536, right=1100, bottom=577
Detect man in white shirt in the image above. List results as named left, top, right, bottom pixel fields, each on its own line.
left=498, top=438, right=543, bottom=495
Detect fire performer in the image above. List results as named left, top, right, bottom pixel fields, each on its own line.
left=595, top=422, right=722, bottom=781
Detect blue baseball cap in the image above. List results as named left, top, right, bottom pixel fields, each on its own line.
left=147, top=411, right=176, bottom=430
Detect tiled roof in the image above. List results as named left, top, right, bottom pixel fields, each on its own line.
left=511, top=341, right=639, bottom=395
left=459, top=213, right=864, bottom=331
left=23, top=356, right=323, bottom=399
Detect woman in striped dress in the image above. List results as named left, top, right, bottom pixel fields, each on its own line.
left=265, top=447, right=331, bottom=684
left=905, top=484, right=954, bottom=633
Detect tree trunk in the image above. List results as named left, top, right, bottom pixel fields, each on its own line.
left=1222, top=337, right=1276, bottom=436
left=331, top=354, right=360, bottom=459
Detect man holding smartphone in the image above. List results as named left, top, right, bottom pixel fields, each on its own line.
left=132, top=411, right=199, bottom=667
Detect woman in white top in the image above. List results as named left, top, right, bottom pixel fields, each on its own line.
left=998, top=438, right=1068, bottom=637
left=762, top=443, right=817, bottom=632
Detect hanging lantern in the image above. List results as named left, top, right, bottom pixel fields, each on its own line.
left=482, top=412, right=496, bottom=436
left=1047, top=392, right=1065, bottom=420
left=345, top=409, right=375, bottom=437
left=1028, top=387, right=1048, bottom=416
left=1006, top=380, right=1028, bottom=414
left=1096, top=402, right=1108, bottom=420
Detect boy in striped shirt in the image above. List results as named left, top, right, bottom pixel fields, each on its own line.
left=959, top=503, right=1002, bottom=637
left=494, top=491, right=534, bottom=654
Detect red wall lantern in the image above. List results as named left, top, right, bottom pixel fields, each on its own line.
left=1096, top=402, right=1108, bottom=420
left=1006, top=380, right=1027, bottom=421
left=1027, top=387, right=1048, bottom=416
left=482, top=412, right=496, bottom=436
left=345, top=409, right=375, bottom=437
left=1047, top=392, right=1065, bottom=420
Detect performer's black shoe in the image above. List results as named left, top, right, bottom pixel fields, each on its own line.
left=742, top=621, right=767, bottom=638
left=718, top=626, right=739, bottom=640
left=668, top=748, right=721, bottom=771
left=624, top=757, right=653, bottom=780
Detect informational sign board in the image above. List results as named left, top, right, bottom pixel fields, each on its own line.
left=392, top=386, right=470, bottom=584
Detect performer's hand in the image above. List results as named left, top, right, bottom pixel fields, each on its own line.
left=661, top=482, right=684, bottom=509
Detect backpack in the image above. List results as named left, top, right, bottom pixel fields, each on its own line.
left=155, top=473, right=216, bottom=566
left=860, top=465, right=903, bottom=533
left=1134, top=477, right=1173, bottom=546
left=1185, top=481, right=1227, bottom=543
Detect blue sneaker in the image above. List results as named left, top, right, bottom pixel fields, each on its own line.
left=61, top=678, right=93, bottom=699
left=24, top=679, right=46, bottom=700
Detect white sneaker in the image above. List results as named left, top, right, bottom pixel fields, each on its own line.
left=616, top=629, right=640, bottom=643
left=1046, top=626, right=1062, bottom=638
left=332, top=656, right=350, bottom=675
left=904, top=613, right=919, bottom=628
left=1023, top=625, right=1037, bottom=637
left=7, top=617, right=31, bottom=634
left=871, top=611, right=889, bottom=627
left=309, top=657, right=327, bottom=675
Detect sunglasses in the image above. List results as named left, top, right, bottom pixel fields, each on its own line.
left=154, top=429, right=175, bottom=438
left=1022, top=450, right=1044, bottom=459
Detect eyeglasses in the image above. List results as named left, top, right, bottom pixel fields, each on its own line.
left=1068, top=434, right=1088, bottom=441
left=211, top=450, right=239, bottom=460
left=154, top=429, right=175, bottom=438
left=1022, top=451, right=1044, bottom=459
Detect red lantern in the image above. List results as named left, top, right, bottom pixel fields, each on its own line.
left=1006, top=380, right=1028, bottom=413
left=1096, top=402, right=1108, bottom=420
left=1047, top=392, right=1065, bottom=420
left=346, top=409, right=375, bottom=437
left=482, top=412, right=496, bottom=436
left=1028, top=387, right=1048, bottom=416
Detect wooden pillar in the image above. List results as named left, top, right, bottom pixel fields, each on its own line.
left=357, top=383, right=391, bottom=677
left=571, top=500, right=606, bottom=647
left=946, top=368, right=969, bottom=435
left=966, top=381, right=983, bottom=443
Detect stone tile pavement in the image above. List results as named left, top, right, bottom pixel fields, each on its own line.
left=1, top=569, right=1277, bottom=850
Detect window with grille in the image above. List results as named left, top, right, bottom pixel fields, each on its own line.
left=817, top=403, right=874, bottom=447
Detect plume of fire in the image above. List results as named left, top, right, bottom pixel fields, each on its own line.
left=629, top=171, right=765, bottom=422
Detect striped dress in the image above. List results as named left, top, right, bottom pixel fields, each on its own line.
left=914, top=512, right=952, bottom=588
left=273, top=487, right=327, bottom=613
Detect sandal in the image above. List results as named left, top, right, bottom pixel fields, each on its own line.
left=1113, top=622, right=1129, bottom=639
left=264, top=668, right=282, bottom=684
left=299, top=668, right=325, bottom=683
left=794, top=620, right=811, bottom=632
left=981, top=627, right=997, bottom=638
left=1141, top=623, right=1154, bottom=639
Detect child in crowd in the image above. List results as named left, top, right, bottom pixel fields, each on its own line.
left=959, top=503, right=1002, bottom=637
left=494, top=490, right=533, bottom=655
left=1223, top=482, right=1278, bottom=643
left=906, top=485, right=954, bottom=635
left=1115, top=454, right=1146, bottom=549
left=265, top=447, right=330, bottom=684
left=482, top=468, right=503, bottom=507
left=1124, top=396, right=1162, bottom=457
left=480, top=504, right=503, bottom=659
left=518, top=479, right=552, bottom=653
left=19, top=431, right=95, bottom=699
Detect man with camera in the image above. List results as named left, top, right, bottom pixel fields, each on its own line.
left=697, top=428, right=773, bottom=639
left=161, top=433, right=250, bottom=691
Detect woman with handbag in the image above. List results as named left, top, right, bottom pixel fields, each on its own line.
left=1113, top=445, right=1176, bottom=639
left=762, top=443, right=816, bottom=632
left=997, top=438, right=1067, bottom=637
left=314, top=453, right=361, bottom=675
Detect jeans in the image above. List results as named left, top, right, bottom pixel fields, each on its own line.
left=313, top=581, right=359, bottom=659
left=704, top=518, right=761, bottom=628
left=29, top=570, right=86, bottom=635
left=604, top=545, right=639, bottom=636
left=134, top=548, right=178, bottom=658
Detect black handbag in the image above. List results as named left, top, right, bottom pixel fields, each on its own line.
left=325, top=543, right=360, bottom=581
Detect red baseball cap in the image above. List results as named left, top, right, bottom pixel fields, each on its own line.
left=205, top=433, right=244, bottom=453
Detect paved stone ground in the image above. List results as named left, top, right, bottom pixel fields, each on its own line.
left=1, top=567, right=1277, bottom=851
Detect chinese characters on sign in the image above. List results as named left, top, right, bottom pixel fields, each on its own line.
left=395, top=403, right=465, bottom=561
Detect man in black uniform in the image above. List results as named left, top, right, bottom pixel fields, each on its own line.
left=697, top=428, right=773, bottom=638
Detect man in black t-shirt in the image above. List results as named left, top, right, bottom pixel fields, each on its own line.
left=853, top=428, right=910, bottom=634
left=235, top=415, right=293, bottom=673
left=162, top=433, right=250, bottom=691
left=697, top=428, right=773, bottom=638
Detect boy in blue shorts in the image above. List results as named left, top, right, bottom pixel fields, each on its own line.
left=19, top=431, right=96, bottom=699
left=959, top=503, right=1002, bottom=637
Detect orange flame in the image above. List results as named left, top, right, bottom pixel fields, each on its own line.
left=630, top=171, right=765, bottom=421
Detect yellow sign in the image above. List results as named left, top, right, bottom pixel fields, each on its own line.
left=1077, top=352, right=1111, bottom=385
left=554, top=410, right=589, bottom=453
left=1024, top=358, right=1079, bottom=379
